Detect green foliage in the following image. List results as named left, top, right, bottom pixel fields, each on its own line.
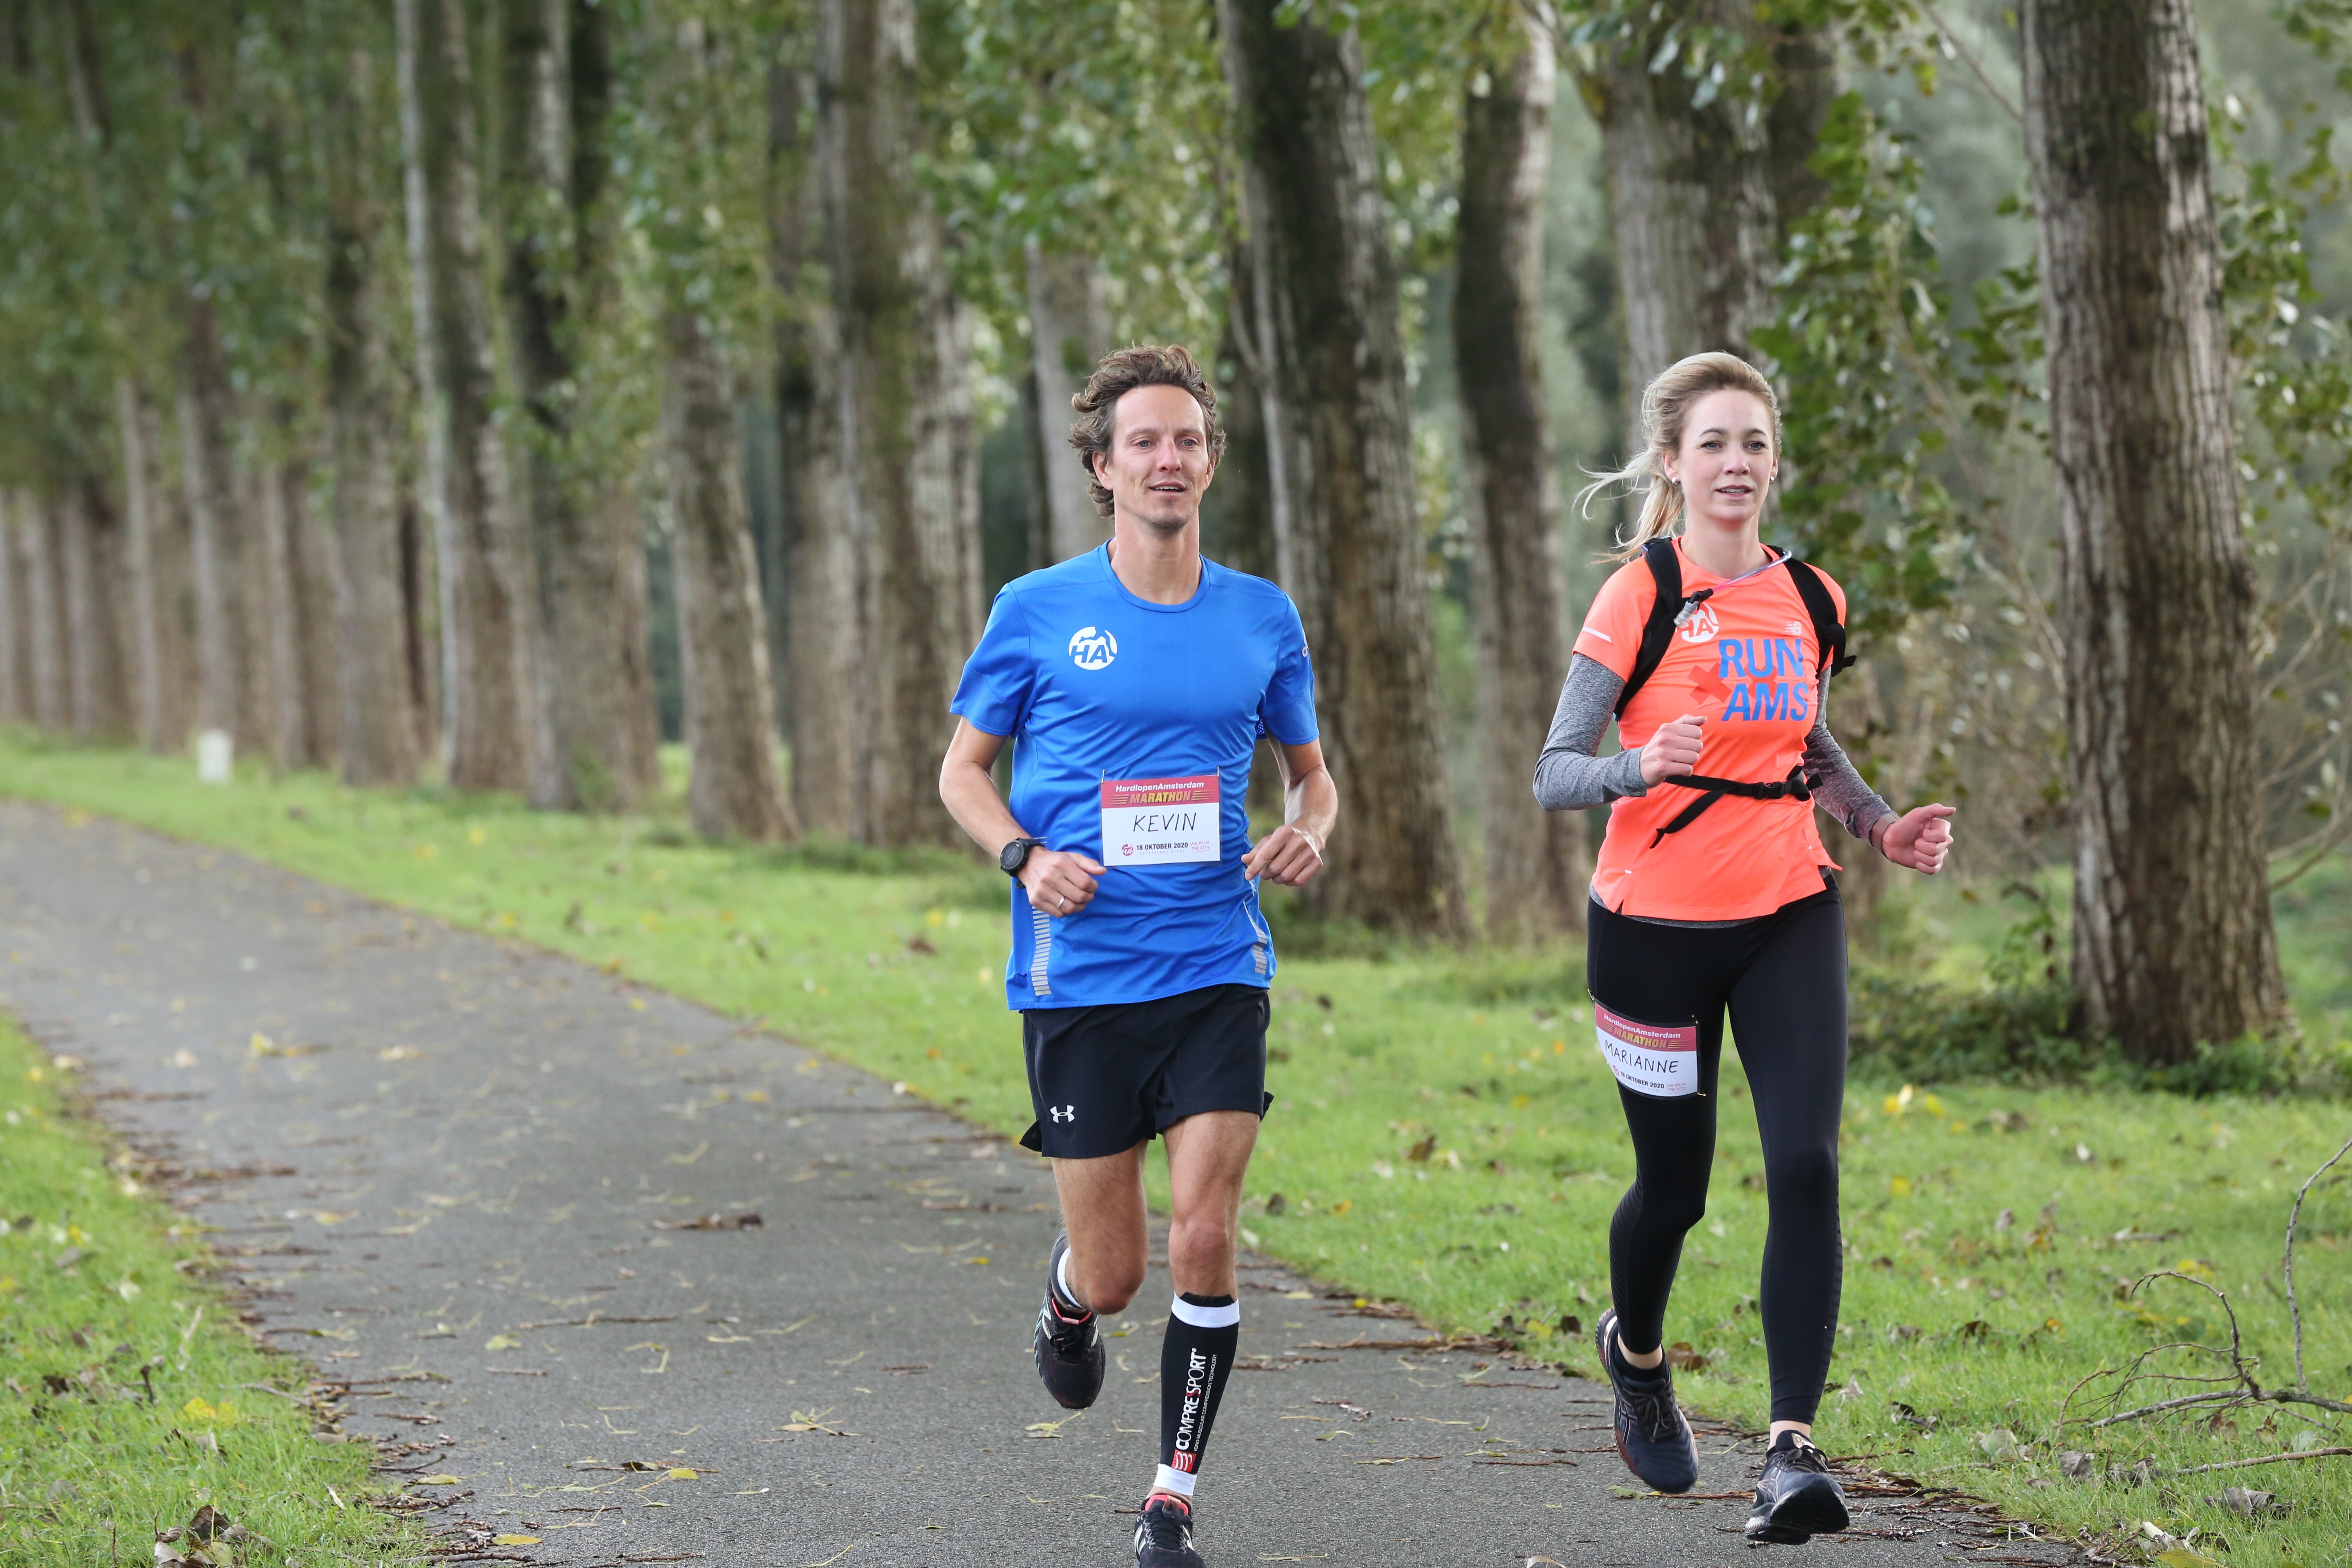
left=1752, top=91, right=1962, bottom=653
left=0, top=1015, right=417, bottom=1566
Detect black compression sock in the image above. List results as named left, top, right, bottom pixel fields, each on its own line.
left=1155, top=1292, right=1238, bottom=1498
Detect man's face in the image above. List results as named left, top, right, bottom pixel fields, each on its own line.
left=1094, top=383, right=1216, bottom=534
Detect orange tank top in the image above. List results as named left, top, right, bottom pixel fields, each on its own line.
left=1571, top=539, right=1844, bottom=920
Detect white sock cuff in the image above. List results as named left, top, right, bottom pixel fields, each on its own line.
left=1169, top=1293, right=1239, bottom=1329
left=1152, top=1463, right=1198, bottom=1498
left=1055, top=1248, right=1080, bottom=1308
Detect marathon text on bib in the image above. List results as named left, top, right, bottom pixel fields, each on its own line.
left=1594, top=1002, right=1700, bottom=1098
left=1101, top=775, right=1221, bottom=865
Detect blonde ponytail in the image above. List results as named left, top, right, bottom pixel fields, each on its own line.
left=1577, top=352, right=1783, bottom=561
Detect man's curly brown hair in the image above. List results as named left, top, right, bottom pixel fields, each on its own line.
left=1066, top=344, right=1227, bottom=519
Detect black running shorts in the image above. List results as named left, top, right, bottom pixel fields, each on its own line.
left=1018, top=983, right=1272, bottom=1160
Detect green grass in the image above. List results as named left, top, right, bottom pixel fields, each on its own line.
left=0, top=1010, right=423, bottom=1565
left=4, top=728, right=2351, bottom=1566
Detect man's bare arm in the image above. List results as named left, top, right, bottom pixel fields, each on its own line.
left=938, top=718, right=1107, bottom=913
left=1241, top=738, right=1335, bottom=888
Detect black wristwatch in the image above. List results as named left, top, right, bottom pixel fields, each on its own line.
left=999, top=837, right=1047, bottom=879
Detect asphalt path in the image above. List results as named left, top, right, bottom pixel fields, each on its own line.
left=0, top=799, right=2081, bottom=1567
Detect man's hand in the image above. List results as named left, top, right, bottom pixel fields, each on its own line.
left=1243, top=824, right=1325, bottom=888
left=1878, top=804, right=1955, bottom=874
left=1020, top=848, right=1106, bottom=916
left=1640, top=713, right=1706, bottom=785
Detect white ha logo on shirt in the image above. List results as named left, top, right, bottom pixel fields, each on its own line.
left=1676, top=603, right=1721, bottom=643
left=1068, top=626, right=1118, bottom=670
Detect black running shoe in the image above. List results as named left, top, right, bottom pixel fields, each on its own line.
left=1593, top=1307, right=1699, bottom=1494
left=1033, top=1232, right=1104, bottom=1410
left=1134, top=1494, right=1205, bottom=1568
left=1746, top=1431, right=1849, bottom=1544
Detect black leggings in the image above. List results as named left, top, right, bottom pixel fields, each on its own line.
left=1587, top=889, right=1846, bottom=1425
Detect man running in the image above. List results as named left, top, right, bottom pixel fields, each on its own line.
left=939, top=343, right=1334, bottom=1568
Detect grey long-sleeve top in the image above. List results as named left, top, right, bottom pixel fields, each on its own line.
left=1532, top=653, right=1893, bottom=842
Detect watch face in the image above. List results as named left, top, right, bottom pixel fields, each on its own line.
left=1000, top=840, right=1027, bottom=874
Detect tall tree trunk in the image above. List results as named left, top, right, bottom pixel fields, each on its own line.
left=768, top=53, right=862, bottom=838
left=62, top=477, right=132, bottom=741
left=399, top=0, right=535, bottom=792
left=116, top=379, right=178, bottom=751
left=399, top=484, right=441, bottom=758
left=607, top=487, right=663, bottom=794
left=1457, top=14, right=1582, bottom=943
left=325, top=40, right=421, bottom=787
left=258, top=449, right=313, bottom=768
left=1216, top=261, right=1285, bottom=816
left=502, top=0, right=650, bottom=812
left=822, top=0, right=975, bottom=847
left=662, top=305, right=796, bottom=842
left=1213, top=277, right=1276, bottom=584
left=21, top=494, right=66, bottom=728
left=179, top=300, right=257, bottom=750
left=1219, top=0, right=1470, bottom=938
left=1585, top=4, right=1780, bottom=405
left=2022, top=0, right=2287, bottom=1059
left=1765, top=22, right=1837, bottom=240
left=1025, top=239, right=1111, bottom=561
left=0, top=490, right=24, bottom=722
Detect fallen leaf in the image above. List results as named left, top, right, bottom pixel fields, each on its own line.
left=666, top=1467, right=698, bottom=1480
left=492, top=1535, right=541, bottom=1546
left=652, top=1212, right=762, bottom=1231
left=484, top=1334, right=520, bottom=1351
left=414, top=1474, right=464, bottom=1486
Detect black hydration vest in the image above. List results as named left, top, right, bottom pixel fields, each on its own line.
left=1613, top=538, right=1856, bottom=848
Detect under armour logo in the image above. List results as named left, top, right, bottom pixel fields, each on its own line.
left=1049, top=1105, right=1076, bottom=1123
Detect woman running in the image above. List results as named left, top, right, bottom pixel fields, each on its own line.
left=1534, top=352, right=1954, bottom=1545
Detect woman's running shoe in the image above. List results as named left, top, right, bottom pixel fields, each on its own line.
left=1134, top=1494, right=1206, bottom=1568
left=1593, top=1307, right=1699, bottom=1494
left=1032, top=1231, right=1105, bottom=1410
left=1745, top=1431, right=1850, bottom=1544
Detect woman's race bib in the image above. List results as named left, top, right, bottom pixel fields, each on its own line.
left=1101, top=775, right=1220, bottom=865
left=1594, top=1001, right=1699, bottom=1098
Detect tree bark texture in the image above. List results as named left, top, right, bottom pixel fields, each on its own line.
left=178, top=299, right=257, bottom=748
left=768, top=55, right=863, bottom=839
left=501, top=0, right=652, bottom=811
left=61, top=478, right=133, bottom=741
left=821, top=0, right=977, bottom=847
left=325, top=43, right=422, bottom=787
left=1025, top=239, right=1111, bottom=561
left=399, top=0, right=535, bottom=793
left=1456, top=15, right=1583, bottom=942
left=661, top=305, right=797, bottom=843
left=1219, top=0, right=1469, bottom=938
left=2021, top=0, right=2287, bottom=1058
left=0, top=491, right=24, bottom=722
left=1584, top=4, right=1779, bottom=404
left=115, top=379, right=192, bottom=752
left=20, top=496, right=66, bottom=728
left=1216, top=261, right=1285, bottom=817
left=256, top=451, right=310, bottom=767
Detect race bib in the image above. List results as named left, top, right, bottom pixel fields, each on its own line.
left=1101, top=775, right=1220, bottom=865
left=1594, top=1002, right=1700, bottom=1098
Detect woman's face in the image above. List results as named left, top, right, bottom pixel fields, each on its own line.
left=1662, top=388, right=1777, bottom=532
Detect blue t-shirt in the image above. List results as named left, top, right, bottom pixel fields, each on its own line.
left=950, top=546, right=1320, bottom=1010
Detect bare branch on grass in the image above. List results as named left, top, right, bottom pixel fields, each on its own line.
left=2285, top=1131, right=2352, bottom=1392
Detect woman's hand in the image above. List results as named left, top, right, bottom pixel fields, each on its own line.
left=1639, top=714, right=1706, bottom=785
left=1877, top=804, right=1955, bottom=874
left=1020, top=847, right=1106, bottom=915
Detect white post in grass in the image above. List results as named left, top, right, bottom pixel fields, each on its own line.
left=196, top=728, right=233, bottom=784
